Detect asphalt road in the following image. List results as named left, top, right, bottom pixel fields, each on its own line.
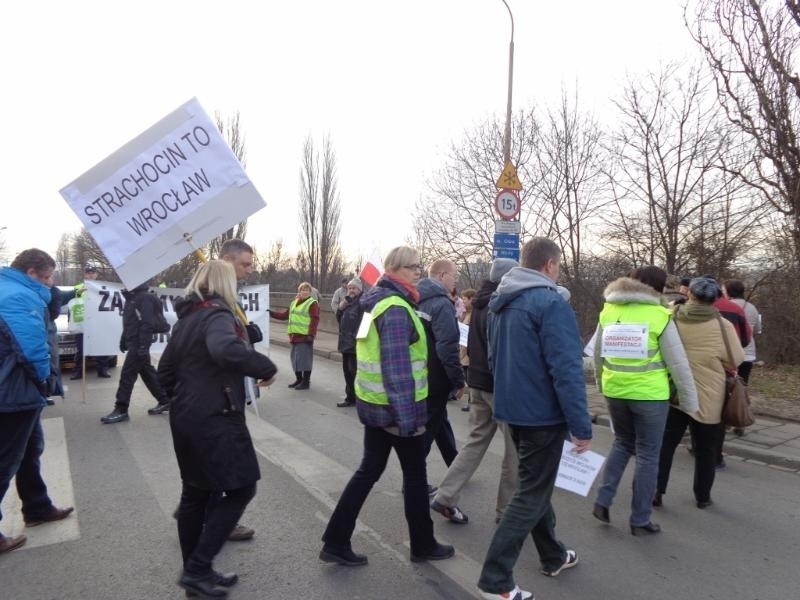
left=1, top=347, right=798, bottom=600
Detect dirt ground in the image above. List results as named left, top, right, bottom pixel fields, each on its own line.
left=749, top=364, right=800, bottom=422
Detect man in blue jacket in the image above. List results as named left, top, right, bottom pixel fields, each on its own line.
left=0, top=249, right=74, bottom=555
left=477, top=238, right=592, bottom=600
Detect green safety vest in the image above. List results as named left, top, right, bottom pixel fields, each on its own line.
left=287, top=297, right=317, bottom=335
left=598, top=303, right=672, bottom=400
left=355, top=296, right=428, bottom=406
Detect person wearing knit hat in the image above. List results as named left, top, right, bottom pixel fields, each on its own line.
left=334, top=278, right=365, bottom=407
left=489, top=258, right=518, bottom=283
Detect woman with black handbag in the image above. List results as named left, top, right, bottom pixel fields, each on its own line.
left=655, top=277, right=744, bottom=509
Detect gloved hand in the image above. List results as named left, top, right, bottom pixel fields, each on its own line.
left=120, top=339, right=128, bottom=353
left=245, top=322, right=263, bottom=343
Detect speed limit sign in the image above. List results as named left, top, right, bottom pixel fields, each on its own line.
left=495, top=189, right=520, bottom=220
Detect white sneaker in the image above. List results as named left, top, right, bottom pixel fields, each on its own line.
left=540, top=548, right=578, bottom=577
left=477, top=585, right=534, bottom=600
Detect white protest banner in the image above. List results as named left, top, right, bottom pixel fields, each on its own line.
left=600, top=323, right=649, bottom=360
left=83, top=280, right=270, bottom=356
left=60, top=98, right=265, bottom=289
left=555, top=441, right=606, bottom=497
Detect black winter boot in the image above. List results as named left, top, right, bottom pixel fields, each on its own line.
left=288, top=371, right=302, bottom=388
left=294, top=371, right=310, bottom=390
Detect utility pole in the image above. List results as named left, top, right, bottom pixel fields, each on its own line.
left=501, top=0, right=514, bottom=165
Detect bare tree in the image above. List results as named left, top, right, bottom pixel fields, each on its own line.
left=689, top=0, right=800, bottom=265
left=298, top=135, right=344, bottom=290
left=206, top=111, right=248, bottom=259
left=413, top=110, right=540, bottom=286
left=603, top=64, right=762, bottom=276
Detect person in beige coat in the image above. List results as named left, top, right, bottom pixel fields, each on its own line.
left=655, top=277, right=744, bottom=509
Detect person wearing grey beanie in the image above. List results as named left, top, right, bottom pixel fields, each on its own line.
left=489, top=258, right=518, bottom=283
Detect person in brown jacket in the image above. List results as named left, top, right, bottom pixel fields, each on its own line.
left=655, top=277, right=744, bottom=509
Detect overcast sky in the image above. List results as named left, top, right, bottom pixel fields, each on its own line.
left=0, top=0, right=696, bottom=267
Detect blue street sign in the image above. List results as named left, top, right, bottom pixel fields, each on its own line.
left=494, top=232, right=519, bottom=248
left=492, top=247, right=520, bottom=260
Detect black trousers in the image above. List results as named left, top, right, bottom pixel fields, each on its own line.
left=423, top=393, right=458, bottom=467
left=657, top=407, right=723, bottom=503
left=114, top=351, right=168, bottom=409
left=341, top=352, right=357, bottom=402
left=178, top=482, right=257, bottom=575
left=322, top=426, right=436, bottom=555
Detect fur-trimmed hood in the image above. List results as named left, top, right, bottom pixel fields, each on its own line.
left=603, top=277, right=663, bottom=306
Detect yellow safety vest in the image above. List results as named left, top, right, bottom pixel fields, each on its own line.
left=287, top=297, right=317, bottom=335
left=598, top=303, right=672, bottom=400
left=355, top=296, right=428, bottom=405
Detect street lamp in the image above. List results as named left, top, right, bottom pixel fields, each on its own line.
left=501, top=0, right=514, bottom=165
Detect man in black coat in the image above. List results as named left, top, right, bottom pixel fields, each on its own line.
left=101, top=283, right=170, bottom=424
left=335, top=278, right=364, bottom=407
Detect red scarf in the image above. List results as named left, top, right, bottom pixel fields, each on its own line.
left=385, top=274, right=420, bottom=304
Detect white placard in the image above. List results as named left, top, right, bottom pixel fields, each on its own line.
left=458, top=322, right=469, bottom=347
left=600, top=323, right=649, bottom=359
left=60, top=98, right=266, bottom=289
left=82, top=280, right=270, bottom=356
left=583, top=330, right=597, bottom=357
left=555, top=441, right=605, bottom=497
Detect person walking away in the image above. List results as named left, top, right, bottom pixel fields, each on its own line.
left=68, top=264, right=110, bottom=379
left=157, top=260, right=277, bottom=598
left=0, top=249, right=74, bottom=555
left=331, top=278, right=349, bottom=314
left=417, top=259, right=466, bottom=474
left=431, top=259, right=519, bottom=526
left=655, top=277, right=744, bottom=510
left=591, top=266, right=698, bottom=536
left=320, top=246, right=455, bottom=566
left=723, top=279, right=761, bottom=435
left=100, top=282, right=171, bottom=423
left=712, top=279, right=750, bottom=468
left=458, top=288, right=475, bottom=412
left=269, top=282, right=319, bottom=390
left=477, top=238, right=592, bottom=600
left=335, top=278, right=364, bottom=407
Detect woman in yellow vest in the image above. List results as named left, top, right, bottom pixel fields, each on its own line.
left=592, top=267, right=698, bottom=535
left=269, top=282, right=319, bottom=390
left=320, top=246, right=455, bottom=566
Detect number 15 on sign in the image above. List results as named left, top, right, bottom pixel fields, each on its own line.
left=495, top=189, right=521, bottom=220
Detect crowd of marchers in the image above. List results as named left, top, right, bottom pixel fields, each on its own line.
left=0, top=237, right=760, bottom=600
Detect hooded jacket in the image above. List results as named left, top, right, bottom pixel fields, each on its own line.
left=0, top=266, right=50, bottom=412
left=466, top=279, right=497, bottom=392
left=336, top=292, right=363, bottom=354
left=120, top=283, right=161, bottom=355
left=416, top=277, right=465, bottom=397
left=157, top=293, right=278, bottom=490
left=488, top=267, right=592, bottom=439
left=592, top=277, right=699, bottom=413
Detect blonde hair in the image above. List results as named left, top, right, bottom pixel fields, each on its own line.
left=185, top=260, right=239, bottom=311
left=383, top=246, right=419, bottom=274
left=297, top=281, right=312, bottom=293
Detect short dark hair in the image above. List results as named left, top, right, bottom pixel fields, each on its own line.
left=632, top=266, right=667, bottom=294
left=521, top=238, right=560, bottom=270
left=11, top=248, right=55, bottom=275
left=220, top=239, right=253, bottom=257
left=725, top=279, right=745, bottom=299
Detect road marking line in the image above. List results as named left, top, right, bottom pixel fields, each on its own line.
left=0, top=417, right=80, bottom=548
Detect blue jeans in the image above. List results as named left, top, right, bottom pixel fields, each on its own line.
left=322, top=426, right=436, bottom=555
left=0, top=408, right=54, bottom=526
left=478, top=425, right=568, bottom=594
left=595, top=399, right=668, bottom=526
